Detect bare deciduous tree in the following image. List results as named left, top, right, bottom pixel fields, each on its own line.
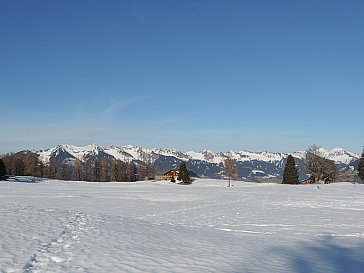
left=24, top=153, right=39, bottom=177
left=110, top=160, right=119, bottom=182
left=74, top=160, right=83, bottom=181
left=60, top=162, right=69, bottom=181
left=304, top=144, right=338, bottom=184
left=145, top=153, right=155, bottom=180
left=93, top=160, right=101, bottom=182
left=224, top=153, right=238, bottom=187
left=101, top=159, right=109, bottom=182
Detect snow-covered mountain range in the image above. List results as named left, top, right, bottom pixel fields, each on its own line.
left=33, top=144, right=360, bottom=181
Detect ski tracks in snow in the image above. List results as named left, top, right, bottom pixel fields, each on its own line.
left=22, top=212, right=91, bottom=273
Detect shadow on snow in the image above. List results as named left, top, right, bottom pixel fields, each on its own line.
left=271, top=235, right=364, bottom=273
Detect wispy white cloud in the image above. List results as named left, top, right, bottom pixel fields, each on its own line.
left=1, top=115, right=362, bottom=155
left=72, top=94, right=149, bottom=120
left=102, top=97, right=138, bottom=117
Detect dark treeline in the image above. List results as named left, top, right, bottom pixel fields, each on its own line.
left=1, top=152, right=154, bottom=182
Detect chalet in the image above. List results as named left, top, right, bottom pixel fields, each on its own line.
left=155, top=170, right=179, bottom=181
left=154, top=170, right=199, bottom=181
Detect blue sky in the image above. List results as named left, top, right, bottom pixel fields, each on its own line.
left=1, top=0, right=363, bottom=153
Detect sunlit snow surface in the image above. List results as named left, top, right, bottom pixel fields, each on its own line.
left=1, top=179, right=363, bottom=272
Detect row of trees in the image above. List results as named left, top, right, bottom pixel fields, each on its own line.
left=224, top=144, right=364, bottom=185
left=2, top=153, right=44, bottom=177
left=282, top=145, right=339, bottom=185
left=282, top=144, right=364, bottom=184
left=2, top=145, right=364, bottom=184
left=0, top=153, right=154, bottom=182
left=58, top=159, right=144, bottom=182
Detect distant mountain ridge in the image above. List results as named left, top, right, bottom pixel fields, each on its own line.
left=32, top=144, right=360, bottom=182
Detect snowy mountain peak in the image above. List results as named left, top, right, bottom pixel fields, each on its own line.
left=152, top=148, right=189, bottom=161
left=35, top=144, right=360, bottom=180
left=121, top=145, right=149, bottom=153
left=186, top=150, right=224, bottom=164
left=38, top=144, right=105, bottom=163
left=331, top=147, right=345, bottom=153
left=292, top=147, right=359, bottom=165
left=153, top=147, right=178, bottom=153
left=231, top=150, right=286, bottom=163
left=318, top=147, right=359, bottom=165
left=122, top=144, right=141, bottom=150
left=117, top=145, right=153, bottom=162
left=201, top=149, right=222, bottom=161
left=199, top=149, right=216, bottom=154
left=104, top=146, right=134, bottom=162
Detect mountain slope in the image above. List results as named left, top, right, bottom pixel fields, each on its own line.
left=33, top=144, right=360, bottom=181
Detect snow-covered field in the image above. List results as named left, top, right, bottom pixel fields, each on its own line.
left=0, top=179, right=363, bottom=273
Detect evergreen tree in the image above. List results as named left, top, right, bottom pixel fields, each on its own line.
left=178, top=162, right=190, bottom=184
left=358, top=148, right=364, bottom=182
left=0, top=158, right=6, bottom=179
left=282, top=155, right=300, bottom=184
left=126, top=162, right=138, bottom=182
left=137, top=163, right=145, bottom=181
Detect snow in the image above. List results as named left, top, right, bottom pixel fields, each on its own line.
left=293, top=148, right=360, bottom=165
left=104, top=146, right=134, bottom=162
left=38, top=149, right=54, bottom=164
left=186, top=150, right=224, bottom=164
left=152, top=148, right=189, bottom=161
left=120, top=145, right=147, bottom=161
left=38, top=144, right=103, bottom=163
left=227, top=150, right=284, bottom=163
left=185, top=150, right=287, bottom=164
left=318, top=147, right=360, bottom=165
left=1, top=179, right=363, bottom=272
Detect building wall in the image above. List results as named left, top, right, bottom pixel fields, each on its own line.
left=155, top=174, right=174, bottom=181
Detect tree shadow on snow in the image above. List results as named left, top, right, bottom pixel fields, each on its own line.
left=271, top=235, right=364, bottom=273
